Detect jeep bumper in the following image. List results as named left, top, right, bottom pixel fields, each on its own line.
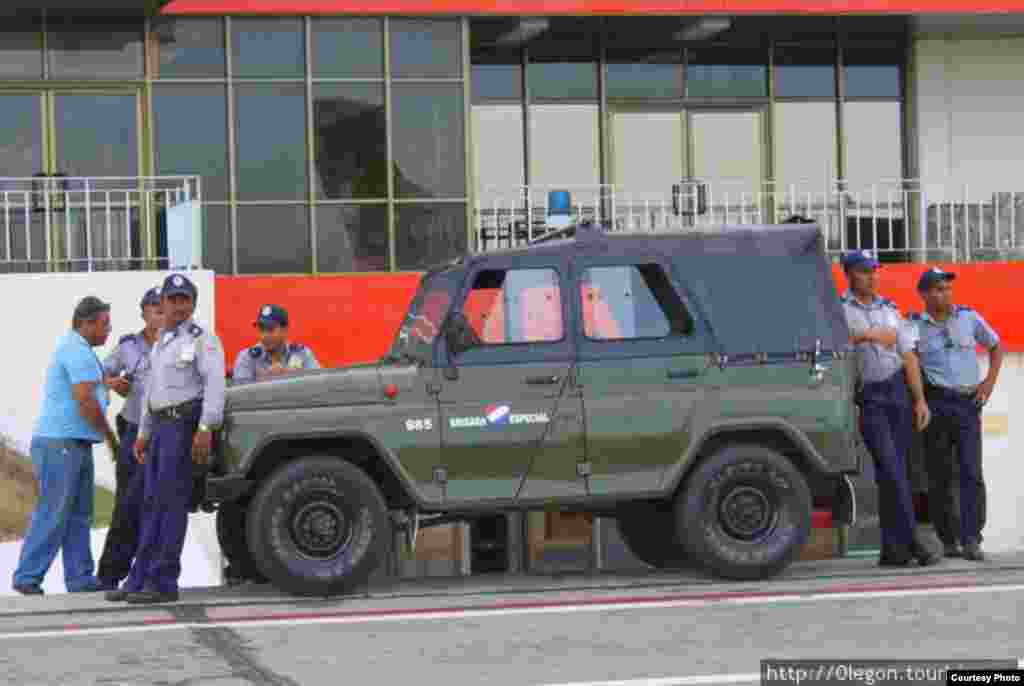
left=204, top=475, right=255, bottom=505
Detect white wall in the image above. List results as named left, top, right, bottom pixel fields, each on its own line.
left=914, top=36, right=1024, bottom=201
left=977, top=352, right=1022, bottom=553
left=0, top=269, right=221, bottom=585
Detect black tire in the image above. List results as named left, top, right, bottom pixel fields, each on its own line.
left=616, top=503, right=690, bottom=569
left=246, top=456, right=391, bottom=597
left=216, top=501, right=268, bottom=583
left=674, top=444, right=812, bottom=581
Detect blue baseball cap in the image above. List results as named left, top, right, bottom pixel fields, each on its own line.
left=256, top=304, right=289, bottom=329
left=917, top=266, right=956, bottom=292
left=161, top=273, right=198, bottom=300
left=140, top=287, right=162, bottom=307
left=841, top=250, right=880, bottom=271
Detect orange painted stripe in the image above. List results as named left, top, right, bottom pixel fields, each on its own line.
left=215, top=263, right=1023, bottom=369
left=163, top=0, right=1024, bottom=14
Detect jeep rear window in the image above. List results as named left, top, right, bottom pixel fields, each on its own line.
left=580, top=264, right=693, bottom=341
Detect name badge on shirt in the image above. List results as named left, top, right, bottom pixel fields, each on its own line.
left=178, top=340, right=196, bottom=367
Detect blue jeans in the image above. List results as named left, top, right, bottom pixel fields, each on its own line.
left=12, top=437, right=98, bottom=591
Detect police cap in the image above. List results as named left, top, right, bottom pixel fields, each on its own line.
left=161, top=273, right=198, bottom=300
left=841, top=249, right=880, bottom=271
left=256, top=304, right=289, bottom=329
left=917, top=266, right=957, bottom=292
left=140, top=287, right=162, bottom=307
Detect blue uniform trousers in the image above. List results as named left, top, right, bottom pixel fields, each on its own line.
left=923, top=385, right=983, bottom=546
left=97, top=416, right=142, bottom=584
left=859, top=373, right=917, bottom=550
left=123, top=410, right=198, bottom=594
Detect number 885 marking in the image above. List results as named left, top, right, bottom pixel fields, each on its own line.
left=405, top=418, right=433, bottom=432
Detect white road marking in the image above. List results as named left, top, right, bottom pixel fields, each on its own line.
left=537, top=674, right=761, bottom=686
left=2, top=582, right=1024, bottom=642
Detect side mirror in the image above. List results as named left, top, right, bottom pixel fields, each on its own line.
left=445, top=312, right=479, bottom=357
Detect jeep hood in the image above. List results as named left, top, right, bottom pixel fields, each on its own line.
left=225, top=363, right=389, bottom=412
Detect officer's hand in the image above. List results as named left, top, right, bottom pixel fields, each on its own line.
left=914, top=399, right=931, bottom=431
left=869, top=327, right=899, bottom=348
left=107, top=376, right=132, bottom=397
left=134, top=437, right=148, bottom=464
left=974, top=380, right=994, bottom=407
left=193, top=430, right=213, bottom=465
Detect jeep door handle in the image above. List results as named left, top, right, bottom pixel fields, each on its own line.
left=525, top=375, right=560, bottom=386
left=666, top=369, right=700, bottom=380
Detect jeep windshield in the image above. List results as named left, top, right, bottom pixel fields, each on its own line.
left=383, top=266, right=463, bottom=366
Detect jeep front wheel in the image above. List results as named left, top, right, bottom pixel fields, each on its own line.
left=616, top=503, right=690, bottom=569
left=675, top=444, right=812, bottom=581
left=246, top=456, right=391, bottom=596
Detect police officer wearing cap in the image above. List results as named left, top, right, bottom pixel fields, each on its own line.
left=910, top=267, right=1003, bottom=561
left=106, top=273, right=226, bottom=604
left=95, top=287, right=165, bottom=591
left=232, top=304, right=319, bottom=383
left=840, top=250, right=939, bottom=568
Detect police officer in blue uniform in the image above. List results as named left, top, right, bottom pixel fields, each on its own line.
left=96, top=287, right=164, bottom=590
left=232, top=304, right=319, bottom=382
left=106, top=273, right=226, bottom=604
left=840, top=250, right=939, bottom=567
left=910, top=267, right=1003, bottom=561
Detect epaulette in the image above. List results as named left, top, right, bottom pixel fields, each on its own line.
left=249, top=344, right=264, bottom=358
left=118, top=333, right=136, bottom=345
left=957, top=305, right=974, bottom=313
left=908, top=312, right=923, bottom=321
left=188, top=323, right=203, bottom=337
left=289, top=343, right=306, bottom=353
left=880, top=297, right=897, bottom=308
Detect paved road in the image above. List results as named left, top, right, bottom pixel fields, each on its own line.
left=2, top=555, right=1024, bottom=686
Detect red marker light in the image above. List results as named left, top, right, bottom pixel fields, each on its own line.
left=384, top=384, right=399, bottom=399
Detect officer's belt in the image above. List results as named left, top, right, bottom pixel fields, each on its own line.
left=150, top=398, right=202, bottom=422
left=925, top=382, right=976, bottom=399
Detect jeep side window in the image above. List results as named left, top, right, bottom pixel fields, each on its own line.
left=462, top=268, right=564, bottom=345
left=580, top=264, right=693, bottom=340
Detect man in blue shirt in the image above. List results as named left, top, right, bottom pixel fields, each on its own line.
left=910, top=267, right=1003, bottom=561
left=12, top=296, right=119, bottom=595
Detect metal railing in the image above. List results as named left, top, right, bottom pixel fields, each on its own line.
left=0, top=176, right=202, bottom=273
left=474, top=180, right=1024, bottom=263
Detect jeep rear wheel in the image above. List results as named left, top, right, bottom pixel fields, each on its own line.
left=616, top=503, right=690, bottom=569
left=247, top=456, right=391, bottom=597
left=675, top=444, right=811, bottom=581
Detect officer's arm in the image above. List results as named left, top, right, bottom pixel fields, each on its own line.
left=232, top=350, right=253, bottom=383
left=973, top=312, right=1003, bottom=388
left=138, top=353, right=155, bottom=439
left=102, top=345, right=124, bottom=377
left=197, top=334, right=227, bottom=428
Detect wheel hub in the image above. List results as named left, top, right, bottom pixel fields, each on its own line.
left=290, top=497, right=353, bottom=560
left=719, top=485, right=775, bottom=541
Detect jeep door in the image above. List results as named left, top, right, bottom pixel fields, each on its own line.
left=435, top=255, right=585, bottom=502
left=574, top=257, right=710, bottom=494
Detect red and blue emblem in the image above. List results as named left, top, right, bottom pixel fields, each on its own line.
left=485, top=404, right=511, bottom=425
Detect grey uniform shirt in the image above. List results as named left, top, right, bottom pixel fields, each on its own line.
left=139, top=317, right=226, bottom=437
left=232, top=342, right=320, bottom=382
left=102, top=331, right=156, bottom=426
left=841, top=291, right=918, bottom=384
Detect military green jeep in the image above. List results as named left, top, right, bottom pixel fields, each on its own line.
left=204, top=223, right=861, bottom=596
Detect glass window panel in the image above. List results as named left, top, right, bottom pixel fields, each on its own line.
left=201, top=204, right=232, bottom=274
left=236, top=205, right=311, bottom=274
left=472, top=64, right=523, bottom=102
left=611, top=110, right=683, bottom=195
left=54, top=94, right=138, bottom=178
left=580, top=265, right=691, bottom=340
left=0, top=95, right=43, bottom=179
left=528, top=62, right=597, bottom=100
left=231, top=17, right=304, bottom=79
left=607, top=62, right=682, bottom=99
left=774, top=44, right=836, bottom=98
left=153, top=17, right=226, bottom=78
left=311, top=18, right=383, bottom=78
left=395, top=203, right=467, bottom=271
left=47, top=17, right=144, bottom=80
left=464, top=268, right=564, bottom=345
left=843, top=101, right=902, bottom=190
left=313, top=84, right=387, bottom=200
left=527, top=24, right=598, bottom=100
left=528, top=104, right=599, bottom=187
left=391, top=84, right=466, bottom=199
left=154, top=85, right=229, bottom=200
left=235, top=84, right=307, bottom=201
left=316, top=204, right=389, bottom=272
left=0, top=18, right=43, bottom=79
left=472, top=104, right=525, bottom=198
left=390, top=19, right=462, bottom=79
left=772, top=101, right=837, bottom=197
left=687, top=46, right=768, bottom=98
left=844, top=45, right=902, bottom=98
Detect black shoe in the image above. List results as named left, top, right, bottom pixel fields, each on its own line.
left=943, top=542, right=963, bottom=558
left=125, top=590, right=179, bottom=604
left=879, top=545, right=914, bottom=567
left=912, top=545, right=942, bottom=567
left=963, top=542, right=986, bottom=561
left=13, top=583, right=44, bottom=596
left=96, top=578, right=120, bottom=592
left=105, top=589, right=130, bottom=602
